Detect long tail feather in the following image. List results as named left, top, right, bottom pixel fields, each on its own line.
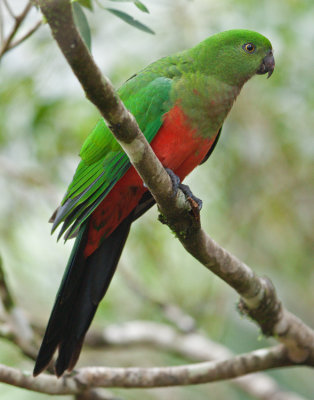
left=33, top=215, right=132, bottom=377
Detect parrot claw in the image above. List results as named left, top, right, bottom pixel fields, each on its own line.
left=165, top=168, right=203, bottom=213
left=165, top=168, right=181, bottom=191
left=179, top=183, right=203, bottom=211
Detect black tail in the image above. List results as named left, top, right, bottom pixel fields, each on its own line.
left=33, top=215, right=132, bottom=377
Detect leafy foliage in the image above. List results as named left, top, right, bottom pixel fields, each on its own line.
left=77, top=0, right=93, bottom=11
left=134, top=1, right=149, bottom=13
left=75, top=0, right=154, bottom=36
left=105, top=8, right=154, bottom=34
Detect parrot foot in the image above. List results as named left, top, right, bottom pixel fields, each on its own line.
left=165, top=168, right=203, bottom=213
left=165, top=167, right=181, bottom=190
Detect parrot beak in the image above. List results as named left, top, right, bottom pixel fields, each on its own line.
left=257, top=50, right=275, bottom=78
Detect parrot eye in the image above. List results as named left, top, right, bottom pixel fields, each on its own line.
left=243, top=43, right=256, bottom=53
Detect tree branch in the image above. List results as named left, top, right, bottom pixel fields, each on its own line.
left=0, top=1, right=32, bottom=56
left=1, top=256, right=301, bottom=399
left=86, top=320, right=307, bottom=400
left=0, top=1, right=41, bottom=59
left=0, top=316, right=307, bottom=398
left=36, top=0, right=314, bottom=369
left=7, top=19, right=42, bottom=52
left=0, top=346, right=294, bottom=393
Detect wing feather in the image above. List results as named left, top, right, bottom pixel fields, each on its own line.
left=53, top=76, right=173, bottom=240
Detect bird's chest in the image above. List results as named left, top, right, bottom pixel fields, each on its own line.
left=173, top=76, right=240, bottom=138
left=150, top=104, right=218, bottom=181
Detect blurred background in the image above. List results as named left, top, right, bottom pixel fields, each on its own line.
left=0, top=0, right=313, bottom=399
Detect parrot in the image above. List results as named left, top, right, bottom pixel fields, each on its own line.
left=33, top=29, right=275, bottom=377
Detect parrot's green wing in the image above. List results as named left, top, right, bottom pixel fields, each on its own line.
left=52, top=76, right=173, bottom=240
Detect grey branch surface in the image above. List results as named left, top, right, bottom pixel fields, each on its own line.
left=0, top=346, right=294, bottom=393
left=90, top=321, right=307, bottom=400
left=0, top=321, right=308, bottom=398
left=1, top=257, right=304, bottom=398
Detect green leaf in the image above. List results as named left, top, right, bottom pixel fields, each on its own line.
left=77, top=0, right=93, bottom=10
left=134, top=1, right=149, bottom=13
left=103, top=0, right=149, bottom=12
left=107, top=0, right=149, bottom=12
left=72, top=3, right=92, bottom=51
left=106, top=8, right=154, bottom=34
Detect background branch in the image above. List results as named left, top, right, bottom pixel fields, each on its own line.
left=0, top=1, right=42, bottom=59
left=0, top=252, right=303, bottom=399
left=0, top=346, right=294, bottom=392
left=7, top=19, right=42, bottom=52
left=86, top=321, right=307, bottom=400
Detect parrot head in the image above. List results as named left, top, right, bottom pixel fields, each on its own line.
left=195, top=29, right=275, bottom=86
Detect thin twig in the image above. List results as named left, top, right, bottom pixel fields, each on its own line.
left=8, top=19, right=42, bottom=51
left=0, top=1, right=33, bottom=57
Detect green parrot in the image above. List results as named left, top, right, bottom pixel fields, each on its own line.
left=33, top=29, right=275, bottom=377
